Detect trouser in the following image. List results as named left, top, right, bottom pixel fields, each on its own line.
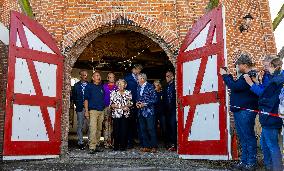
left=155, top=108, right=166, bottom=143
left=165, top=109, right=177, bottom=147
left=260, top=128, right=283, bottom=171
left=76, top=109, right=89, bottom=145
left=233, top=110, right=257, bottom=165
left=128, top=107, right=142, bottom=146
left=113, top=117, right=128, bottom=150
left=89, top=110, right=104, bottom=150
left=138, top=114, right=157, bottom=148
left=103, top=107, right=112, bottom=146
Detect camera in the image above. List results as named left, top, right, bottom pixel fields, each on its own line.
left=248, top=70, right=257, bottom=77
left=222, top=67, right=228, bottom=71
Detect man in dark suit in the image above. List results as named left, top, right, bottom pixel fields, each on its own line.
left=124, top=64, right=143, bottom=148
left=164, top=71, right=177, bottom=151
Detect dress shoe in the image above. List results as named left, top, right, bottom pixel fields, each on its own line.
left=78, top=144, right=85, bottom=150
left=151, top=148, right=157, bottom=153
left=231, top=162, right=246, bottom=170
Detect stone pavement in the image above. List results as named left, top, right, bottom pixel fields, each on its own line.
left=0, top=140, right=266, bottom=170
left=1, top=148, right=232, bottom=171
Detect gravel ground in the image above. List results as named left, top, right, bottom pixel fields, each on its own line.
left=0, top=140, right=266, bottom=171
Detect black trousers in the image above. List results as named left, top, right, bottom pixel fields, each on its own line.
left=165, top=108, right=177, bottom=147
left=127, top=107, right=140, bottom=146
left=113, top=117, right=128, bottom=150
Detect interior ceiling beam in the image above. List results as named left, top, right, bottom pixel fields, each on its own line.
left=73, top=30, right=172, bottom=76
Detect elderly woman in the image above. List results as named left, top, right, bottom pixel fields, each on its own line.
left=110, top=79, right=133, bottom=151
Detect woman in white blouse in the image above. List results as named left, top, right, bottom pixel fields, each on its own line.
left=110, top=79, right=133, bottom=151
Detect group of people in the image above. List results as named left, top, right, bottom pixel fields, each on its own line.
left=71, top=64, right=177, bottom=154
left=220, top=54, right=283, bottom=171
left=71, top=53, right=284, bottom=170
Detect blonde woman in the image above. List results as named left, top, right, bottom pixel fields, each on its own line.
left=153, top=80, right=166, bottom=146
left=110, top=79, right=133, bottom=151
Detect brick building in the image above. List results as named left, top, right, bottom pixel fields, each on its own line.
left=0, top=0, right=277, bottom=157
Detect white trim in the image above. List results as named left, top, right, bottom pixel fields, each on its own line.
left=179, top=155, right=229, bottom=160
left=0, top=22, right=9, bottom=45
left=3, top=155, right=59, bottom=160
left=222, top=5, right=232, bottom=160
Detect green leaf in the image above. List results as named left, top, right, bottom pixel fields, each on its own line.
left=206, top=0, right=219, bottom=12
left=18, top=0, right=34, bottom=18
left=273, top=3, right=284, bottom=31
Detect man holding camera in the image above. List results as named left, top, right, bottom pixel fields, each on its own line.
left=220, top=54, right=259, bottom=171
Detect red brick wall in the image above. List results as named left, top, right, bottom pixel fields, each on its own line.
left=224, top=0, right=276, bottom=73
left=0, top=0, right=276, bottom=65
left=0, top=41, right=8, bottom=157
left=0, top=0, right=20, bottom=27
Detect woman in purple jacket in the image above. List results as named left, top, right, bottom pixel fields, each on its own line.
left=102, top=73, right=118, bottom=148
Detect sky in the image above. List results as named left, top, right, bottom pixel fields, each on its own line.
left=268, top=0, right=284, bottom=53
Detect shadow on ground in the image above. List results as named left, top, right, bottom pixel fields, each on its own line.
left=0, top=139, right=266, bottom=171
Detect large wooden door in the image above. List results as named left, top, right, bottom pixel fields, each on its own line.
left=3, top=11, right=63, bottom=160
left=177, top=6, right=230, bottom=160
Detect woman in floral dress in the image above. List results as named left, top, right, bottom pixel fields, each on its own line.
left=110, top=79, right=133, bottom=151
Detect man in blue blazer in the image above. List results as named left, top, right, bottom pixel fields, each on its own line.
left=124, top=64, right=143, bottom=148
left=136, top=73, right=158, bottom=152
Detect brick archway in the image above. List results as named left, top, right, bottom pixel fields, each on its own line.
left=60, top=12, right=180, bottom=155
left=61, top=12, right=180, bottom=56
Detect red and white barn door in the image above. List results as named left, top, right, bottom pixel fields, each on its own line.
left=3, top=11, right=63, bottom=160
left=177, top=6, right=230, bottom=159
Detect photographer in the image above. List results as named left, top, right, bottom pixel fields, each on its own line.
left=244, top=58, right=284, bottom=171
left=244, top=55, right=277, bottom=96
left=220, top=54, right=259, bottom=170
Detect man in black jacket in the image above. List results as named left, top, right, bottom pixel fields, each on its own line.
left=72, top=70, right=89, bottom=150
left=164, top=71, right=177, bottom=151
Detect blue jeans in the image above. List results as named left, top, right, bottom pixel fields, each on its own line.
left=76, top=109, right=89, bottom=145
left=260, top=128, right=283, bottom=171
left=138, top=114, right=157, bottom=148
left=233, top=110, right=257, bottom=165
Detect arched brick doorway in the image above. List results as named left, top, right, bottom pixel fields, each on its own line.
left=61, top=23, right=178, bottom=155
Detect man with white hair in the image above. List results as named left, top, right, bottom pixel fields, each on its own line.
left=136, top=73, right=158, bottom=153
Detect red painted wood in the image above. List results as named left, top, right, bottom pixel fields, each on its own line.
left=178, top=44, right=222, bottom=63
left=177, top=6, right=228, bottom=157
left=14, top=94, right=57, bottom=107
left=14, top=47, right=63, bottom=64
left=13, top=11, right=61, bottom=55
left=3, top=11, right=63, bottom=156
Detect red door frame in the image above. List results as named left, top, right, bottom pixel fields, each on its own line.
left=3, top=11, right=63, bottom=155
left=177, top=6, right=228, bottom=156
